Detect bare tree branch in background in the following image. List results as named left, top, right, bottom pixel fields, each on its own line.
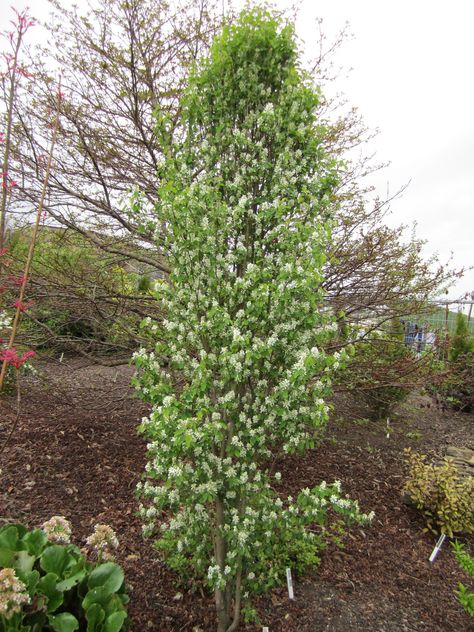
left=2, top=0, right=459, bottom=361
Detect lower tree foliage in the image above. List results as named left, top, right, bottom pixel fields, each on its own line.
left=134, top=9, right=373, bottom=631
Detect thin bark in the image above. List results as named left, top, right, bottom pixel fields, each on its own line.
left=225, top=559, right=242, bottom=632
left=0, top=20, right=24, bottom=251
left=0, top=86, right=61, bottom=391
left=214, top=495, right=231, bottom=632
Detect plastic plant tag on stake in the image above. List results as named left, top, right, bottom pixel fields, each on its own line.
left=286, top=567, right=294, bottom=600
left=429, top=534, right=446, bottom=563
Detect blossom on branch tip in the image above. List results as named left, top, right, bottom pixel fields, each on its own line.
left=13, top=299, right=34, bottom=311
left=0, top=348, right=35, bottom=369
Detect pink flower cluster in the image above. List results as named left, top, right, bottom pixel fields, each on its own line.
left=13, top=298, right=34, bottom=311
left=0, top=348, right=35, bottom=369
left=1, top=171, right=17, bottom=190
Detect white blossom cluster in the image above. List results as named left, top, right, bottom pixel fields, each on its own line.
left=0, top=568, right=30, bottom=619
left=86, top=524, right=119, bottom=552
left=134, top=7, right=372, bottom=600
left=41, top=515, right=72, bottom=544
left=0, top=311, right=12, bottom=330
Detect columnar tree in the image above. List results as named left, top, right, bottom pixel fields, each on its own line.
left=135, top=9, right=372, bottom=632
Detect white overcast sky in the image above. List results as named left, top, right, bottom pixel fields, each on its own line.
left=1, top=0, right=473, bottom=300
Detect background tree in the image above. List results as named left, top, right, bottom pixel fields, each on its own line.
left=0, top=8, right=35, bottom=251
left=4, top=226, right=150, bottom=360
left=1, top=0, right=221, bottom=356
left=449, top=311, right=473, bottom=362
left=338, top=317, right=434, bottom=421
left=2, top=0, right=457, bottom=361
left=135, top=9, right=373, bottom=631
left=9, top=0, right=223, bottom=269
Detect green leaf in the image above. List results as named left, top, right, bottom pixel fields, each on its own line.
left=118, top=592, right=129, bottom=605
left=56, top=569, right=87, bottom=591
left=17, top=569, right=40, bottom=595
left=82, top=585, right=114, bottom=609
left=86, top=603, right=106, bottom=632
left=23, top=529, right=48, bottom=556
left=0, top=547, right=15, bottom=567
left=48, top=613, right=80, bottom=632
left=40, top=545, right=72, bottom=578
left=37, top=573, right=64, bottom=612
left=102, top=594, right=125, bottom=618
left=0, top=525, right=23, bottom=550
left=88, top=563, right=124, bottom=594
left=13, top=549, right=36, bottom=573
left=104, top=611, right=127, bottom=632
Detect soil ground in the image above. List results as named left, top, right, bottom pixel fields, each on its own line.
left=1, top=356, right=473, bottom=631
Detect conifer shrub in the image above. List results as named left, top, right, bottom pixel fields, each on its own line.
left=449, top=312, right=474, bottom=362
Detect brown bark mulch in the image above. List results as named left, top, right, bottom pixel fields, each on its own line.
left=0, top=357, right=473, bottom=631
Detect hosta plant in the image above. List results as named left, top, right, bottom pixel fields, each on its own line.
left=0, top=519, right=128, bottom=631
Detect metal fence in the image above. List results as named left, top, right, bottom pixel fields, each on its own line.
left=414, top=299, right=474, bottom=360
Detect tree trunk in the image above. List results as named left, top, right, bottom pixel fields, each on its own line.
left=214, top=496, right=231, bottom=632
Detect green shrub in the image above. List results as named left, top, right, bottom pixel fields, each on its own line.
left=403, top=449, right=474, bottom=537
left=438, top=352, right=474, bottom=413
left=5, top=227, right=143, bottom=353
left=342, top=319, right=419, bottom=420
left=452, top=540, right=474, bottom=618
left=0, top=518, right=128, bottom=631
left=449, top=312, right=474, bottom=362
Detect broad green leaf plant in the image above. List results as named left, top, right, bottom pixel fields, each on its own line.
left=0, top=519, right=128, bottom=632
left=134, top=8, right=373, bottom=631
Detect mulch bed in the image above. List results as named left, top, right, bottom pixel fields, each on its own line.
left=1, top=357, right=473, bottom=631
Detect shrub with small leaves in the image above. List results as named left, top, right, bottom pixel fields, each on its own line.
left=403, top=448, right=474, bottom=537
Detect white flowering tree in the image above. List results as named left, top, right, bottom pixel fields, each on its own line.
left=134, top=8, right=373, bottom=632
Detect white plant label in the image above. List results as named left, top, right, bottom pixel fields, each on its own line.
left=286, top=567, right=294, bottom=600
left=386, top=418, right=390, bottom=439
left=429, top=534, right=446, bottom=563
left=262, top=627, right=269, bottom=632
